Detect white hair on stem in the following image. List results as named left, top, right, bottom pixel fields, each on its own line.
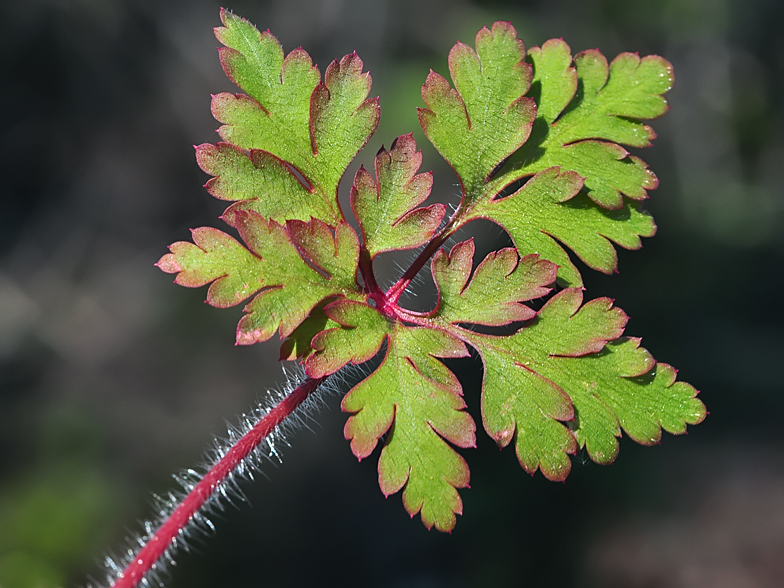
left=89, top=364, right=361, bottom=588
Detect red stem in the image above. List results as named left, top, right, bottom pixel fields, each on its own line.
left=110, top=376, right=326, bottom=588
left=358, top=246, right=382, bottom=297
left=385, top=216, right=461, bottom=306
left=383, top=191, right=475, bottom=307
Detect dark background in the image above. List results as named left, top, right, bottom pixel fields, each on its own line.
left=1, top=0, right=783, bottom=586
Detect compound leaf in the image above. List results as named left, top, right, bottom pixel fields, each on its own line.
left=351, top=134, right=445, bottom=258
left=156, top=227, right=265, bottom=309
left=158, top=211, right=362, bottom=345
left=431, top=239, right=557, bottom=326
left=156, top=13, right=705, bottom=541
left=340, top=324, right=475, bottom=532
left=469, top=167, right=656, bottom=287
left=418, top=22, right=536, bottom=201
left=514, top=41, right=672, bottom=209
left=195, top=143, right=333, bottom=223
left=209, top=9, right=379, bottom=224
left=453, top=289, right=704, bottom=474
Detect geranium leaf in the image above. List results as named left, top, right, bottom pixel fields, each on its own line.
left=474, top=340, right=578, bottom=481
left=418, top=31, right=665, bottom=287
left=454, top=289, right=704, bottom=474
left=546, top=48, right=672, bottom=146
left=158, top=211, right=362, bottom=345
left=310, top=52, right=383, bottom=195
left=512, top=42, right=672, bottom=210
left=418, top=22, right=536, bottom=201
left=522, top=140, right=656, bottom=210
left=339, top=324, right=474, bottom=531
left=286, top=218, right=360, bottom=287
left=305, top=299, right=389, bottom=378
left=307, top=304, right=476, bottom=531
left=562, top=338, right=705, bottom=464
left=148, top=13, right=705, bottom=554
left=468, top=167, right=656, bottom=287
left=525, top=38, right=576, bottom=126
left=351, top=134, right=445, bottom=258
left=209, top=9, right=379, bottom=224
left=195, top=143, right=333, bottom=223
left=228, top=212, right=361, bottom=344
left=155, top=227, right=265, bottom=309
left=431, top=239, right=557, bottom=326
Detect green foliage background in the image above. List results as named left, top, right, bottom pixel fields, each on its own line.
left=0, top=0, right=782, bottom=586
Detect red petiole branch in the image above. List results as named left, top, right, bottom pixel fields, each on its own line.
left=109, top=376, right=326, bottom=588
left=385, top=208, right=466, bottom=306
left=358, top=246, right=382, bottom=297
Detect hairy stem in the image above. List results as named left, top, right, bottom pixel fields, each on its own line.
left=110, top=376, right=326, bottom=588
left=386, top=211, right=465, bottom=305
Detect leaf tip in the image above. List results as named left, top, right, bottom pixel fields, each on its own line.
left=155, top=253, right=181, bottom=274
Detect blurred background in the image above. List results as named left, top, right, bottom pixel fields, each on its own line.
left=1, top=0, right=783, bottom=586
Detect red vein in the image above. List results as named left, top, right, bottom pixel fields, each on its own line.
left=110, top=376, right=326, bottom=588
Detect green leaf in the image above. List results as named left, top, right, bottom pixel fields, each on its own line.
left=339, top=323, right=475, bottom=531
left=210, top=9, right=379, bottom=223
left=469, top=167, right=656, bottom=287
left=563, top=338, right=706, bottom=464
left=524, top=38, right=576, bottom=126
left=158, top=212, right=362, bottom=345
left=431, top=239, right=557, bottom=326
left=418, top=22, right=536, bottom=201
left=156, top=227, right=266, bottom=308
left=549, top=49, right=672, bottom=146
left=301, top=300, right=477, bottom=532
left=286, top=218, right=360, bottom=288
left=424, top=34, right=668, bottom=286
left=522, top=140, right=657, bottom=210
left=310, top=53, right=383, bottom=195
left=305, top=299, right=389, bottom=378
left=195, top=143, right=334, bottom=223
left=456, top=289, right=704, bottom=473
left=351, top=134, right=445, bottom=258
left=512, top=42, right=672, bottom=209
left=473, top=340, right=578, bottom=481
